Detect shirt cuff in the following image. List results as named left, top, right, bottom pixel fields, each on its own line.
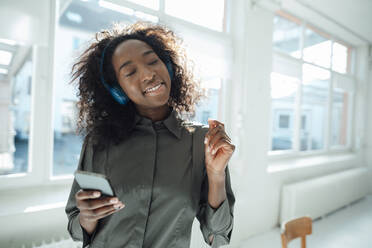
left=68, top=213, right=95, bottom=248
left=205, top=198, right=231, bottom=233
left=210, top=235, right=230, bottom=248
left=82, top=224, right=95, bottom=248
left=68, top=213, right=84, bottom=241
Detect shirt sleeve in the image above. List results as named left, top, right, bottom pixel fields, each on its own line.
left=65, top=136, right=97, bottom=248
left=196, top=165, right=235, bottom=248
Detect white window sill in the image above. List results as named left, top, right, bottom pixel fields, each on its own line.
left=0, top=184, right=71, bottom=217
left=267, top=152, right=358, bottom=174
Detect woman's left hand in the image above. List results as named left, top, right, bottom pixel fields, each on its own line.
left=204, top=120, right=235, bottom=176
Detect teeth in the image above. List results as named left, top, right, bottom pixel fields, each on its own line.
left=145, top=83, right=162, bottom=93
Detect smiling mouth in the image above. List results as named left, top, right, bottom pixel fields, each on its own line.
left=143, top=82, right=165, bottom=94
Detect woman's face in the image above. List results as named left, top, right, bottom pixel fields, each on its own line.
left=111, top=39, right=171, bottom=111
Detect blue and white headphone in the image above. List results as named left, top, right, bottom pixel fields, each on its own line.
left=99, top=42, right=174, bottom=105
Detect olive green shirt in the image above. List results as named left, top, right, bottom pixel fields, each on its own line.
left=65, top=110, right=235, bottom=248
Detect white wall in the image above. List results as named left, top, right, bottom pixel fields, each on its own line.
left=227, top=2, right=277, bottom=243
left=365, top=46, right=372, bottom=193
left=0, top=0, right=50, bottom=46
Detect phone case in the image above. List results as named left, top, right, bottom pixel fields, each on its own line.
left=74, top=170, right=115, bottom=196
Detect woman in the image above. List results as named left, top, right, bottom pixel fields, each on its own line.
left=65, top=22, right=235, bottom=248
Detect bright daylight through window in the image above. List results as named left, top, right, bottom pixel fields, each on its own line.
left=0, top=40, right=31, bottom=176
left=270, top=12, right=354, bottom=154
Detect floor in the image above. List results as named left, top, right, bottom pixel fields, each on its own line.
left=235, top=195, right=372, bottom=248
left=30, top=195, right=372, bottom=248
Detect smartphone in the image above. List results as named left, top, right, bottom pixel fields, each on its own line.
left=74, top=170, right=115, bottom=197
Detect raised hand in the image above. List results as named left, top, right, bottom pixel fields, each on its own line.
left=204, top=119, right=235, bottom=176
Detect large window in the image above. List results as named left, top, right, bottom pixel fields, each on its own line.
left=270, top=12, right=354, bottom=154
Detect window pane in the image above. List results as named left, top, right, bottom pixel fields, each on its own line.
left=126, top=0, right=159, bottom=10
left=332, top=42, right=349, bottom=74
left=270, top=72, right=299, bottom=151
left=279, top=115, right=290, bottom=128
left=303, top=27, right=332, bottom=68
left=300, top=64, right=330, bottom=151
left=165, top=0, right=225, bottom=31
left=331, top=88, right=349, bottom=146
left=0, top=52, right=32, bottom=176
left=193, top=78, right=221, bottom=125
left=272, top=15, right=301, bottom=58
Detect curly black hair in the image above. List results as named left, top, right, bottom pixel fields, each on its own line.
left=71, top=22, right=204, bottom=150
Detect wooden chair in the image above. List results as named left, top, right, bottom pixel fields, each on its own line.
left=281, top=216, right=312, bottom=248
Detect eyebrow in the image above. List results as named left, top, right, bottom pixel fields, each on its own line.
left=119, top=50, right=155, bottom=71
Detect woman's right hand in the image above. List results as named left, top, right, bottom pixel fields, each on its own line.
left=75, top=189, right=125, bottom=235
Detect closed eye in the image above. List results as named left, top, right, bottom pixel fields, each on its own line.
left=148, top=59, right=158, bottom=65
left=125, top=59, right=158, bottom=77
left=126, top=70, right=136, bottom=77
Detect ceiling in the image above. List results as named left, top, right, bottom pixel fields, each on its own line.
left=280, top=0, right=372, bottom=45
left=298, top=0, right=372, bottom=43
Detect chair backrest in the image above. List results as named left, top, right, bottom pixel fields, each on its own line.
left=281, top=216, right=312, bottom=248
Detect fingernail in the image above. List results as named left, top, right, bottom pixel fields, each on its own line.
left=94, top=192, right=100, bottom=197
left=212, top=149, right=215, bottom=155
left=114, top=203, right=121, bottom=209
left=110, top=198, right=118, bottom=203
left=204, top=138, right=208, bottom=144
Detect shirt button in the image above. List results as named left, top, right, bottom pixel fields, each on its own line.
left=153, top=122, right=164, bottom=130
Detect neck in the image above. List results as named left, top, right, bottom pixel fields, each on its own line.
left=136, top=104, right=171, bottom=122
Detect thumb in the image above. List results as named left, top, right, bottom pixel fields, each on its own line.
left=208, top=119, right=216, bottom=130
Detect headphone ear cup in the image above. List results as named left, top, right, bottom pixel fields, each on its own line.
left=110, top=87, right=129, bottom=105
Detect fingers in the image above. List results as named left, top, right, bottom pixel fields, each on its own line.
left=210, top=139, right=235, bottom=155
left=80, top=204, right=124, bottom=221
left=76, top=189, right=101, bottom=201
left=208, top=131, right=231, bottom=151
left=78, top=196, right=124, bottom=211
left=208, top=119, right=224, bottom=129
left=76, top=189, right=125, bottom=222
left=205, top=120, right=232, bottom=153
left=205, top=123, right=224, bottom=144
left=75, top=189, right=125, bottom=222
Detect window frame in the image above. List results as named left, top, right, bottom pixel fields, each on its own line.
left=269, top=11, right=355, bottom=160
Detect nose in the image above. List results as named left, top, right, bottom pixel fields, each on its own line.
left=140, top=65, right=155, bottom=83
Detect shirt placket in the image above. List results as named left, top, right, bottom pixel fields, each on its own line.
left=135, top=121, right=160, bottom=247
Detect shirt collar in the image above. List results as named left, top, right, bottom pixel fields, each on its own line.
left=132, top=108, right=182, bottom=139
